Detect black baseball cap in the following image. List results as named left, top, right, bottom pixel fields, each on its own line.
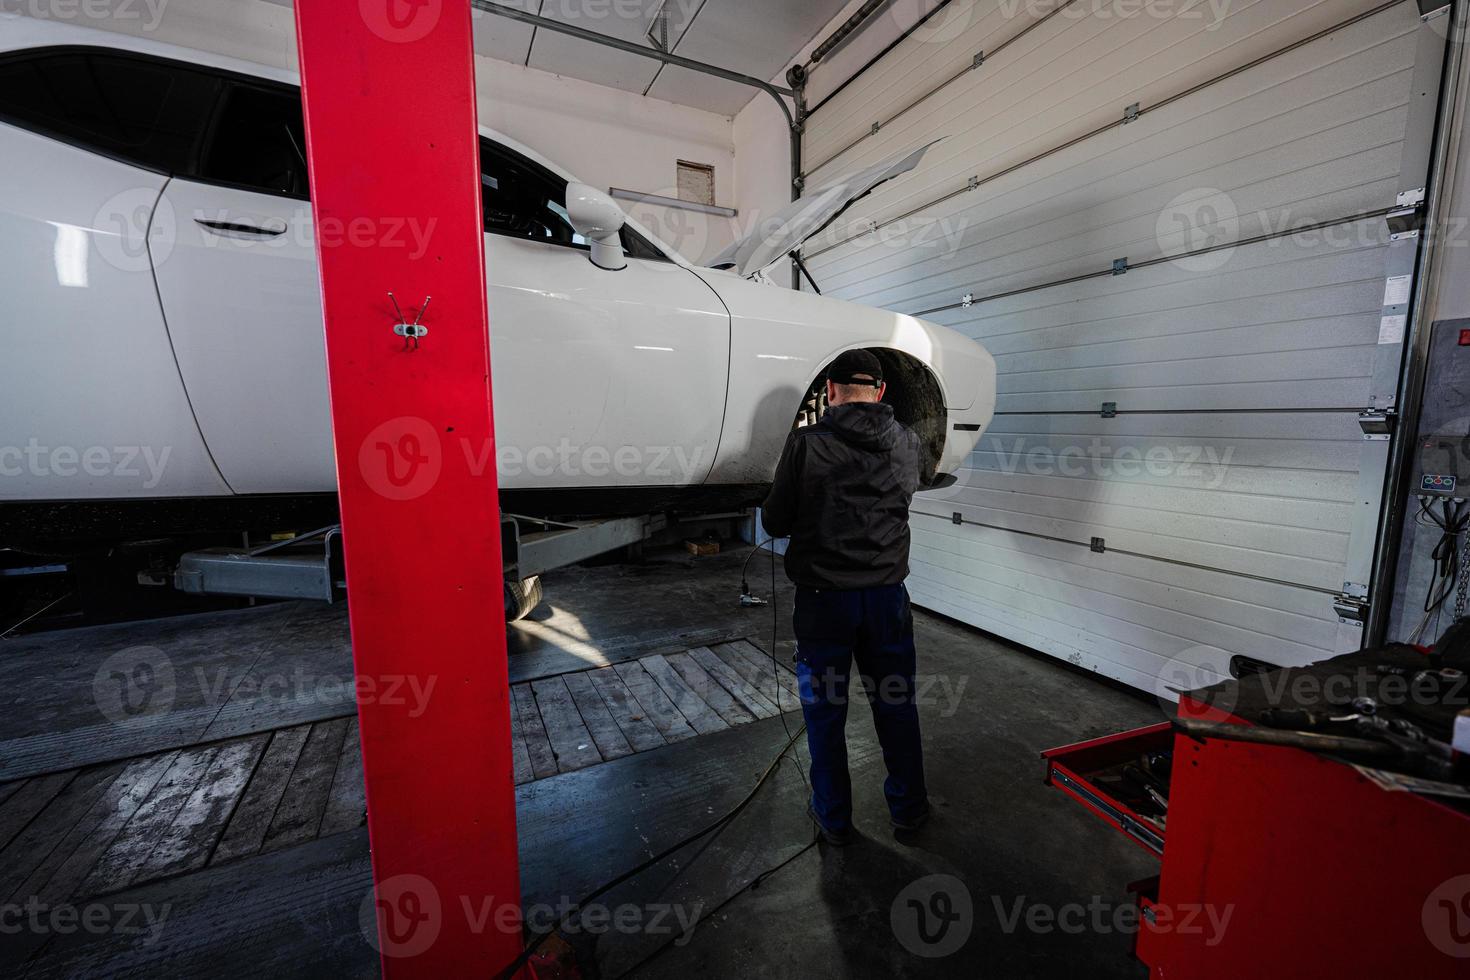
left=826, top=349, right=884, bottom=387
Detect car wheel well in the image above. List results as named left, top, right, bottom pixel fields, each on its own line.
left=795, top=348, right=947, bottom=485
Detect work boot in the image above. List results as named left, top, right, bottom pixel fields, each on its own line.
left=807, top=804, right=852, bottom=846
left=890, top=805, right=930, bottom=832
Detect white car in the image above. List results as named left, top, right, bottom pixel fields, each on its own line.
left=0, top=19, right=995, bottom=551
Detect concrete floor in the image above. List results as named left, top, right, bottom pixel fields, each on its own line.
left=2, top=545, right=1163, bottom=977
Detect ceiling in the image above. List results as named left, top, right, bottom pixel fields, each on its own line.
left=471, top=0, right=852, bottom=116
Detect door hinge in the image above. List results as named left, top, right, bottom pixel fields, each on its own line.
left=1123, top=102, right=1140, bottom=124
left=1358, top=408, right=1397, bottom=441
left=1112, top=257, right=1129, bottom=276
left=1100, top=401, right=1118, bottom=418
left=1334, top=583, right=1369, bottom=625
left=1090, top=537, right=1107, bottom=554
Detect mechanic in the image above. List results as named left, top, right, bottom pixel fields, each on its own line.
left=761, top=349, right=929, bottom=846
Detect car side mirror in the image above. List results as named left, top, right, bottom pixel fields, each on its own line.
left=566, top=183, right=628, bottom=271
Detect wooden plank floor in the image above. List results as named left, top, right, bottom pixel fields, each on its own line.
left=0, top=639, right=794, bottom=909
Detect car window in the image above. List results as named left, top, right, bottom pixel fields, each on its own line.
left=0, top=49, right=219, bottom=173
left=480, top=139, right=668, bottom=262
left=198, top=83, right=310, bottom=198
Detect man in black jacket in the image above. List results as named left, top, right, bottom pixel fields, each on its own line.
left=762, top=349, right=929, bottom=845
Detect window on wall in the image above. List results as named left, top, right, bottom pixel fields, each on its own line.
left=677, top=160, right=716, bottom=207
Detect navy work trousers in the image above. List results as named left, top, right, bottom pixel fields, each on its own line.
left=792, top=583, right=928, bottom=832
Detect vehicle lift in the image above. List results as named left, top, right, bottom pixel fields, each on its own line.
left=172, top=512, right=666, bottom=621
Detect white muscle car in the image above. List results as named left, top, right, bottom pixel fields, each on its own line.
left=0, top=19, right=996, bottom=554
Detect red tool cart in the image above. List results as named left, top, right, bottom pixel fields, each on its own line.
left=1044, top=642, right=1470, bottom=978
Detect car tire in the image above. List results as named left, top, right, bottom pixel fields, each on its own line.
left=504, top=575, right=543, bottom=623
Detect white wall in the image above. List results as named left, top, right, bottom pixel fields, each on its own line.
left=25, top=0, right=740, bottom=263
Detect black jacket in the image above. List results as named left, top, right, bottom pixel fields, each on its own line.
left=760, top=402, right=921, bottom=590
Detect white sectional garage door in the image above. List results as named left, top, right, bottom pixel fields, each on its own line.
left=799, top=0, right=1445, bottom=691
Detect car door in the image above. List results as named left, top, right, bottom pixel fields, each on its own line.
left=477, top=139, right=731, bottom=491
left=151, top=78, right=332, bottom=494
left=0, top=47, right=233, bottom=501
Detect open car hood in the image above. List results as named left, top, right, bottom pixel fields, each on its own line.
left=707, top=138, right=944, bottom=278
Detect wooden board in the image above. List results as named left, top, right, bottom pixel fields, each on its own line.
left=639, top=655, right=729, bottom=736
left=137, top=736, right=266, bottom=878
left=506, top=687, right=536, bottom=785
left=26, top=752, right=178, bottom=905
left=0, top=771, right=74, bottom=852
left=80, top=745, right=221, bottom=895
left=713, top=642, right=796, bottom=714
left=260, top=721, right=348, bottom=853
left=0, top=764, right=123, bottom=903
left=664, top=652, right=757, bottom=728
left=586, top=667, right=667, bottom=753
left=513, top=684, right=560, bottom=780
left=560, top=671, right=633, bottom=762
left=529, top=677, right=603, bottom=773
left=611, top=661, right=696, bottom=743
left=318, top=719, right=367, bottom=836
left=211, top=725, right=311, bottom=864
left=688, top=646, right=778, bottom=720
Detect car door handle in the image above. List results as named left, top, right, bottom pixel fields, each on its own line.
left=195, top=217, right=288, bottom=238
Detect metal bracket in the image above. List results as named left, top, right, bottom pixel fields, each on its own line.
left=1357, top=408, right=1397, bottom=441
left=972, top=51, right=986, bottom=70
left=1101, top=401, right=1117, bottom=418
left=1333, top=593, right=1369, bottom=625
left=968, top=174, right=980, bottom=191
left=1123, top=102, right=1140, bottom=124
left=1386, top=204, right=1425, bottom=242
left=1418, top=0, right=1451, bottom=21
left=961, top=292, right=975, bottom=308
left=1112, top=257, right=1129, bottom=276
left=1398, top=187, right=1427, bottom=208
left=871, top=121, right=881, bottom=136
left=1090, top=537, right=1107, bottom=554
left=389, top=292, right=431, bottom=349
left=952, top=512, right=964, bottom=526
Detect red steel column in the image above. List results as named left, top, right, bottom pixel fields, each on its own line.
left=293, top=1, right=522, bottom=974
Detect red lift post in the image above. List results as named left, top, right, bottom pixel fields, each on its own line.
left=293, top=1, right=522, bottom=974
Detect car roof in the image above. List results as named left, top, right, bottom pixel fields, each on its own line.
left=0, top=15, right=688, bottom=265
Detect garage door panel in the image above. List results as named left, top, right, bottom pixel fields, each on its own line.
left=909, top=549, right=1328, bottom=682
left=974, top=283, right=1380, bottom=358
left=939, top=495, right=1346, bottom=590
left=977, top=424, right=1361, bottom=474
left=912, top=527, right=1340, bottom=656
left=956, top=467, right=1356, bottom=533
left=911, top=513, right=1338, bottom=622
left=943, top=480, right=1349, bottom=566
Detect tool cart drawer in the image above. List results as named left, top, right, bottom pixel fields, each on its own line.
left=1042, top=723, right=1174, bottom=856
